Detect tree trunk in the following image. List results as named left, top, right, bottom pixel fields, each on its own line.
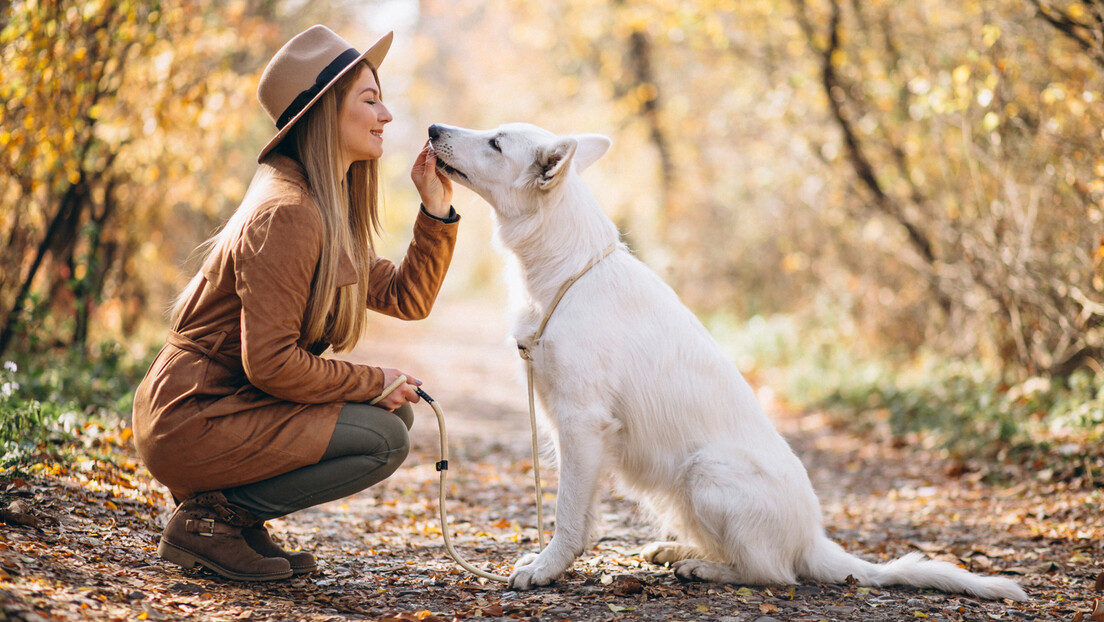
left=625, top=29, right=676, bottom=219
left=794, top=0, right=953, bottom=316
left=0, top=179, right=87, bottom=358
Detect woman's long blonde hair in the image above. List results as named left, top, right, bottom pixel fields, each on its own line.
left=173, top=60, right=382, bottom=353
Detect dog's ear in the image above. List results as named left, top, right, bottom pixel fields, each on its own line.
left=535, top=138, right=578, bottom=190
left=573, top=134, right=611, bottom=173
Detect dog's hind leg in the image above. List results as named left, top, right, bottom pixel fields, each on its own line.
left=508, top=410, right=617, bottom=590
left=666, top=448, right=813, bottom=586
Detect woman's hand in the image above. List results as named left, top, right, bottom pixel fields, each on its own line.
left=411, top=140, right=453, bottom=218
left=376, top=367, right=423, bottom=411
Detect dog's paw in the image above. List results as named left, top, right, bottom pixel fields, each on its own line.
left=672, top=559, right=710, bottom=582
left=513, top=552, right=539, bottom=569
left=641, top=541, right=693, bottom=566
left=671, top=559, right=740, bottom=584
left=508, top=555, right=561, bottom=590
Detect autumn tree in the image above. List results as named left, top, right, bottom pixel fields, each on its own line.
left=792, top=0, right=1104, bottom=375
left=0, top=0, right=332, bottom=359
left=1031, top=0, right=1104, bottom=68
left=409, top=0, right=1103, bottom=380
left=5, top=0, right=1100, bottom=383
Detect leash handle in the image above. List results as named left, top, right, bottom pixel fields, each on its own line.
left=369, top=374, right=409, bottom=406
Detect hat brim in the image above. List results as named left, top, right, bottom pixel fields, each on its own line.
left=257, top=31, right=393, bottom=163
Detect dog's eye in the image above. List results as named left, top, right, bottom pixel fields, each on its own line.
left=489, top=136, right=502, bottom=153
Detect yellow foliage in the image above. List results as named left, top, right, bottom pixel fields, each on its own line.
left=1, top=0, right=302, bottom=352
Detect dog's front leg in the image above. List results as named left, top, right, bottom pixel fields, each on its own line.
left=509, top=413, right=612, bottom=590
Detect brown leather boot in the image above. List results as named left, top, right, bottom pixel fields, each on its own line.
left=157, top=491, right=292, bottom=581
left=242, top=523, right=317, bottom=575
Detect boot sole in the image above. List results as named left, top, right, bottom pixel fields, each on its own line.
left=158, top=539, right=293, bottom=582
left=291, top=564, right=318, bottom=575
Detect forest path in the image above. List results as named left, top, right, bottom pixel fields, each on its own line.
left=0, top=291, right=1097, bottom=621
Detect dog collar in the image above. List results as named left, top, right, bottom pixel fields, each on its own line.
left=517, top=242, right=618, bottom=360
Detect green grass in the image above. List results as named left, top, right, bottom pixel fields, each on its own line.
left=0, top=342, right=153, bottom=476
left=707, top=311, right=1104, bottom=459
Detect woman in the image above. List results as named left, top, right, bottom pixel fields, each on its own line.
left=132, top=25, right=457, bottom=582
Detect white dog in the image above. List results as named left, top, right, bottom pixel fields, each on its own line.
left=428, top=122, right=1027, bottom=601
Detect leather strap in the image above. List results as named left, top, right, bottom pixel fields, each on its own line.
left=185, top=518, right=237, bottom=536
left=167, top=330, right=239, bottom=371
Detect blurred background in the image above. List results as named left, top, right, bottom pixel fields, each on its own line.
left=2, top=0, right=1103, bottom=463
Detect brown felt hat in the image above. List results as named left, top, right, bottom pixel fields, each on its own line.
left=256, top=25, right=393, bottom=162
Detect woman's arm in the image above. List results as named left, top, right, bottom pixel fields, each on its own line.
left=235, top=202, right=386, bottom=403
left=365, top=142, right=461, bottom=319
left=365, top=208, right=459, bottom=319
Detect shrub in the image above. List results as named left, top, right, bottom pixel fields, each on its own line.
left=709, top=311, right=1104, bottom=458
left=0, top=344, right=153, bottom=475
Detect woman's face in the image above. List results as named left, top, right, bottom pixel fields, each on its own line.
left=338, top=67, right=392, bottom=167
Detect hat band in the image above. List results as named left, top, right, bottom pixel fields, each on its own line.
left=275, top=47, right=361, bottom=130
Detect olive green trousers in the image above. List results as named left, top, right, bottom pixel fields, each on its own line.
left=223, top=402, right=414, bottom=521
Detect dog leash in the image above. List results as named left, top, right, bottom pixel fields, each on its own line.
left=372, top=375, right=511, bottom=582
left=515, top=242, right=618, bottom=552
left=369, top=243, right=617, bottom=584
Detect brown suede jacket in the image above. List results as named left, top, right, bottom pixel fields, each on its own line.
left=132, top=155, right=458, bottom=501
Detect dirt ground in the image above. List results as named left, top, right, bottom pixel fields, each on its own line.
left=1, top=293, right=1102, bottom=621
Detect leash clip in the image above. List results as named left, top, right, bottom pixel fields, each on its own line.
left=435, top=460, right=448, bottom=471
left=517, top=339, right=539, bottom=361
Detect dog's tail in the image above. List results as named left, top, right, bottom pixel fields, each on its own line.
left=801, top=537, right=1027, bottom=601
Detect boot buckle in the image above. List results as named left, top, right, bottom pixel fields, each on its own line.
left=197, top=518, right=216, bottom=536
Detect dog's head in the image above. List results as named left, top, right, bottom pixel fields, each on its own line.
left=428, top=122, right=611, bottom=215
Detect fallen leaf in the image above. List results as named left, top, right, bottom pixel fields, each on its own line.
left=1095, top=571, right=1104, bottom=592
left=759, top=602, right=779, bottom=614
left=1092, top=598, right=1104, bottom=622
left=0, top=510, right=39, bottom=528
left=611, top=576, right=644, bottom=596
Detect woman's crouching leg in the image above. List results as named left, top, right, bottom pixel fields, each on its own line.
left=213, top=403, right=414, bottom=572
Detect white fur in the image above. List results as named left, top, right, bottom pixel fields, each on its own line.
left=428, top=122, right=1027, bottom=601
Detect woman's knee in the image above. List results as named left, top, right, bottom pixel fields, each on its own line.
left=392, top=403, right=414, bottom=431
left=325, top=402, right=412, bottom=461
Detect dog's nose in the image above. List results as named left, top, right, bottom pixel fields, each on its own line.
left=428, top=124, right=441, bottom=140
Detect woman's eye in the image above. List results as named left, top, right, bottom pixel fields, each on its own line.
left=490, top=137, right=502, bottom=152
